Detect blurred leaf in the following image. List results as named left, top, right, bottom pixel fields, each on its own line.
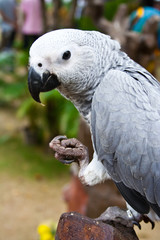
left=0, top=50, right=15, bottom=72
left=17, top=98, right=37, bottom=119
left=60, top=102, right=79, bottom=137
left=0, top=135, right=11, bottom=145
left=0, top=80, right=27, bottom=102
left=76, top=16, right=98, bottom=30
left=104, top=0, right=135, bottom=20
left=16, top=51, right=29, bottom=66
left=41, top=89, right=63, bottom=102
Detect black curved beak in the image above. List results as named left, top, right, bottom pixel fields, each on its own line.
left=28, top=67, right=60, bottom=103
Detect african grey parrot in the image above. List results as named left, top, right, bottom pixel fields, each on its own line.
left=28, top=29, right=160, bottom=227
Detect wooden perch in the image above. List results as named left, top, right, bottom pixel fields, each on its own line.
left=55, top=212, right=139, bottom=240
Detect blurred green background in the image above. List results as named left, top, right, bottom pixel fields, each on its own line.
left=2, top=1, right=160, bottom=240
left=0, top=0, right=135, bottom=181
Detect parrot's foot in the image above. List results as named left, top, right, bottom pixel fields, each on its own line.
left=96, top=206, right=134, bottom=228
left=126, top=209, right=155, bottom=229
left=140, top=215, right=155, bottom=229
left=49, top=135, right=89, bottom=165
left=95, top=206, right=155, bottom=229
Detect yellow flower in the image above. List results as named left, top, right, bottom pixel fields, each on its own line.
left=37, top=221, right=57, bottom=240
left=37, top=224, right=51, bottom=235
left=40, top=232, right=54, bottom=240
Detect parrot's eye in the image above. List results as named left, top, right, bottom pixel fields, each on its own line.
left=62, top=51, right=71, bottom=60
left=38, top=63, right=42, bottom=67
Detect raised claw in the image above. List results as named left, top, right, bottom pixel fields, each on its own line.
left=151, top=220, right=155, bottom=230
left=49, top=136, right=89, bottom=165
left=57, top=158, right=76, bottom=164
left=142, top=216, right=155, bottom=229
left=52, top=135, right=67, bottom=141
left=132, top=220, right=141, bottom=230
left=150, top=220, right=155, bottom=230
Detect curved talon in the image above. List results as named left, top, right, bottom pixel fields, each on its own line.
left=57, top=153, right=78, bottom=164
left=58, top=159, right=75, bottom=164
left=127, top=210, right=155, bottom=230
left=53, top=135, right=67, bottom=141
left=132, top=220, right=141, bottom=230
left=150, top=220, right=155, bottom=230
left=142, top=216, right=155, bottom=229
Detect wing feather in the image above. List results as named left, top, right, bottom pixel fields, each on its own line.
left=91, top=69, right=160, bottom=212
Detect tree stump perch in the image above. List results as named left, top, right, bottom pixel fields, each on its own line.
left=55, top=212, right=139, bottom=240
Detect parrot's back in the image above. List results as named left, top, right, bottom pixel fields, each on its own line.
left=91, top=66, right=160, bottom=217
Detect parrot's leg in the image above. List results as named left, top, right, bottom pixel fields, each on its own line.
left=95, top=206, right=155, bottom=229
left=79, top=151, right=111, bottom=185
left=50, top=136, right=155, bottom=229
left=49, top=136, right=110, bottom=185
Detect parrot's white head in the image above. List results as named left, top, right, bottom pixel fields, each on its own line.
left=28, top=28, right=120, bottom=113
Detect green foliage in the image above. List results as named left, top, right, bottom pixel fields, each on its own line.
left=0, top=50, right=15, bottom=72
left=17, top=89, right=80, bottom=139
left=104, top=0, right=134, bottom=21
left=17, top=98, right=41, bottom=126
left=16, top=50, right=29, bottom=66
left=40, top=90, right=80, bottom=138
left=0, top=137, right=69, bottom=179
left=0, top=79, right=26, bottom=103
left=0, top=134, right=11, bottom=145
left=17, top=98, right=38, bottom=119
left=62, top=0, right=72, bottom=8
left=76, top=16, right=98, bottom=31
left=58, top=97, right=79, bottom=137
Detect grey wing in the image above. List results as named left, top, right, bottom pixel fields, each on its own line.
left=91, top=69, right=160, bottom=215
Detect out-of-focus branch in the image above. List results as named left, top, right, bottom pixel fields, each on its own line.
left=84, top=0, right=159, bottom=74
left=52, top=0, right=62, bottom=29
left=40, top=0, right=47, bottom=32
left=85, top=1, right=129, bottom=46
left=66, top=0, right=78, bottom=27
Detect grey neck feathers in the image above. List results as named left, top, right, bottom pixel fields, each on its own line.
left=58, top=80, right=99, bottom=123
left=58, top=37, right=134, bottom=123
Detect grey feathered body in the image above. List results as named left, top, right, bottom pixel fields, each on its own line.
left=91, top=66, right=160, bottom=215
left=66, top=32, right=160, bottom=216
left=29, top=29, right=160, bottom=217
